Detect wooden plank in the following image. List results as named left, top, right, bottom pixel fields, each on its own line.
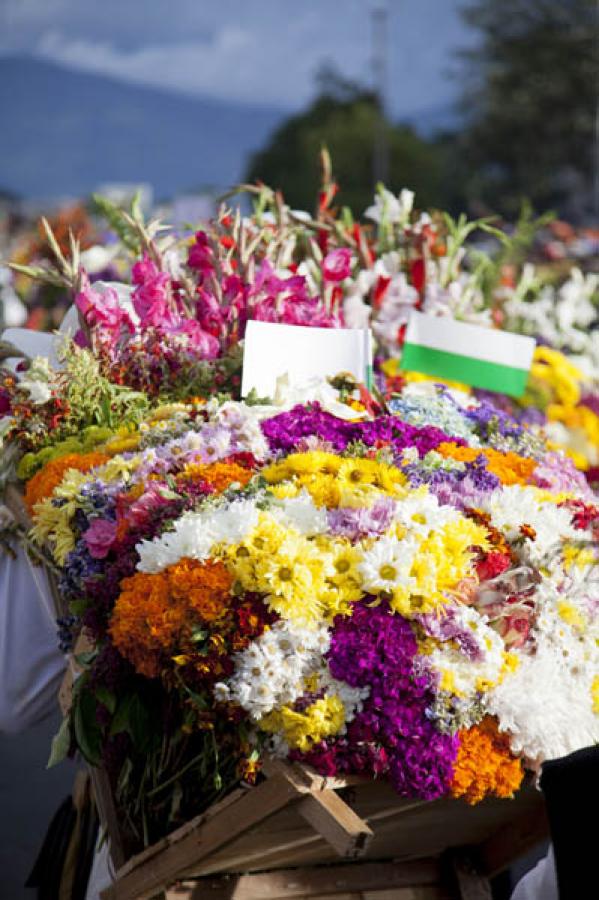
left=164, top=858, right=446, bottom=899
left=90, top=767, right=126, bottom=871
left=101, top=772, right=308, bottom=900
left=296, top=791, right=373, bottom=858
left=262, top=757, right=369, bottom=793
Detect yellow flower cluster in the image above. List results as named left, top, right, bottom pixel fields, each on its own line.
left=259, top=694, right=346, bottom=752
left=263, top=452, right=406, bottom=508
left=224, top=514, right=362, bottom=623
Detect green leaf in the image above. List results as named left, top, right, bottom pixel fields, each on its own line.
left=109, top=693, right=152, bottom=752
left=47, top=717, right=71, bottom=768
left=73, top=687, right=102, bottom=767
left=74, top=648, right=97, bottom=667
left=95, top=685, right=117, bottom=715
left=109, top=693, right=135, bottom=737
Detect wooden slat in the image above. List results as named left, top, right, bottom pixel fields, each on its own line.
left=296, top=791, right=373, bottom=858
left=164, top=858, right=447, bottom=899
left=91, top=768, right=126, bottom=871
left=101, top=771, right=308, bottom=900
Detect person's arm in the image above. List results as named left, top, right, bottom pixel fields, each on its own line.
left=0, top=538, right=66, bottom=733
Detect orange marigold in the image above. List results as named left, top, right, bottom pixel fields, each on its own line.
left=109, top=559, right=233, bottom=678
left=179, top=460, right=253, bottom=494
left=436, top=443, right=536, bottom=487
left=450, top=717, right=524, bottom=805
left=24, top=452, right=109, bottom=513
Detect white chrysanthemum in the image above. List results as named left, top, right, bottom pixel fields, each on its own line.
left=487, top=599, right=599, bottom=767
left=270, top=490, right=328, bottom=536
left=317, top=668, right=370, bottom=726
left=225, top=621, right=330, bottom=720
left=482, top=485, right=579, bottom=563
left=393, top=490, right=460, bottom=539
left=136, top=498, right=260, bottom=572
left=359, top=535, right=418, bottom=593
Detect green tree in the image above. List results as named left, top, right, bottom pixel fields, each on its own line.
left=245, top=68, right=445, bottom=215
left=457, top=0, right=598, bottom=218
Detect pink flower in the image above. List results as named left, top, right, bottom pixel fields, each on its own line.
left=170, top=320, right=220, bottom=359
left=83, top=518, right=118, bottom=559
left=75, top=274, right=134, bottom=347
left=323, top=248, right=352, bottom=282
left=499, top=612, right=531, bottom=649
left=187, top=231, right=214, bottom=276
left=131, top=255, right=176, bottom=328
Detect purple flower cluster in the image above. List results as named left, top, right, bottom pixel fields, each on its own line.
left=403, top=456, right=500, bottom=510
left=261, top=404, right=464, bottom=457
left=293, top=600, right=458, bottom=800
left=327, top=496, right=397, bottom=541
left=418, top=607, right=483, bottom=662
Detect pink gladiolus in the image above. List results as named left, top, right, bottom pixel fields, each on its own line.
left=187, top=231, right=214, bottom=276
left=323, top=248, right=352, bottom=282
left=75, top=274, right=134, bottom=347
left=174, top=320, right=220, bottom=358
left=83, top=518, right=118, bottom=559
left=131, top=255, right=176, bottom=327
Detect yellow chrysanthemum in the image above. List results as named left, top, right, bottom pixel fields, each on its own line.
left=259, top=694, right=345, bottom=751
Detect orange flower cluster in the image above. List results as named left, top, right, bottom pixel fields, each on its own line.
left=437, top=443, right=536, bottom=486
left=24, top=452, right=109, bottom=513
left=450, top=717, right=524, bottom=804
left=109, top=559, right=233, bottom=678
left=179, top=460, right=254, bottom=494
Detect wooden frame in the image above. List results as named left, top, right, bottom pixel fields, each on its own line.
left=99, top=760, right=548, bottom=900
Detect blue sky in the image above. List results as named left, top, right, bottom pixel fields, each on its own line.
left=0, top=0, right=475, bottom=116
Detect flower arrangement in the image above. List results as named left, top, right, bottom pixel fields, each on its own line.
left=2, top=159, right=598, bottom=860
left=6, top=376, right=596, bottom=852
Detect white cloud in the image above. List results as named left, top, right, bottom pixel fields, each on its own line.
left=1, top=1, right=472, bottom=116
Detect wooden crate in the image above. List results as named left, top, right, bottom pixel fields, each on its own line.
left=99, top=759, right=548, bottom=900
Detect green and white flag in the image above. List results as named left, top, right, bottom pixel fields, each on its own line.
left=400, top=312, right=535, bottom=397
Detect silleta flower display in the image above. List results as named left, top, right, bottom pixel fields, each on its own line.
left=1, top=169, right=598, bottom=855
left=4, top=377, right=598, bottom=849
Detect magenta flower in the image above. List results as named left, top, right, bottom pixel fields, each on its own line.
left=323, top=248, right=352, bottom=282
left=187, top=231, right=214, bottom=276
left=83, top=518, right=118, bottom=559
left=131, top=255, right=175, bottom=328
left=75, top=274, right=134, bottom=347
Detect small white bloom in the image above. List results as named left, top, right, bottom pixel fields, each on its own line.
left=359, top=535, right=417, bottom=593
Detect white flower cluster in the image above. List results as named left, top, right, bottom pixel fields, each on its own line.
left=483, top=485, right=581, bottom=563
left=137, top=498, right=260, bottom=572
left=424, top=605, right=508, bottom=698
left=217, top=621, right=331, bottom=720
left=487, top=595, right=599, bottom=767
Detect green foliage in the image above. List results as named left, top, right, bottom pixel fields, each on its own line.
left=246, top=73, right=446, bottom=214
left=457, top=0, right=598, bottom=217
left=92, top=192, right=144, bottom=255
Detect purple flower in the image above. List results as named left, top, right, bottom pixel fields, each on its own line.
left=261, top=404, right=463, bottom=457
left=293, top=600, right=458, bottom=800
left=327, top=496, right=396, bottom=541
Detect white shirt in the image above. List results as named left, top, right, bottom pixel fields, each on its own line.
left=510, top=847, right=558, bottom=900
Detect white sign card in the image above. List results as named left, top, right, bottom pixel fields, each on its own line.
left=241, top=321, right=373, bottom=398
